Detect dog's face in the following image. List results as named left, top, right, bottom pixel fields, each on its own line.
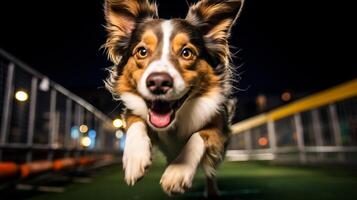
left=104, top=0, right=243, bottom=131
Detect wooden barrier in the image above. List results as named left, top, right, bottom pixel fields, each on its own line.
left=0, top=154, right=116, bottom=181
left=20, top=160, right=53, bottom=178
left=78, top=156, right=96, bottom=166
left=0, top=162, right=18, bottom=179
left=53, top=158, right=77, bottom=171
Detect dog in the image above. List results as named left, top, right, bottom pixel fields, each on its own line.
left=103, top=0, right=244, bottom=195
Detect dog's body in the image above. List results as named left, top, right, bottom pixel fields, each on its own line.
left=103, top=0, right=243, bottom=195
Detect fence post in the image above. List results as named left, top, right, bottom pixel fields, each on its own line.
left=26, top=77, right=38, bottom=163
left=48, top=89, right=57, bottom=161
left=329, top=104, right=345, bottom=162
left=64, top=98, right=72, bottom=157
left=243, top=130, right=252, bottom=160
left=1, top=63, right=15, bottom=145
left=311, top=110, right=324, bottom=161
left=74, top=104, right=82, bottom=157
left=294, top=113, right=306, bottom=163
left=98, top=123, right=105, bottom=151
left=244, top=130, right=252, bottom=151
left=267, top=120, right=277, bottom=159
left=77, top=105, right=83, bottom=149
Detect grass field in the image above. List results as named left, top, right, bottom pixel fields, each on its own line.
left=24, top=157, right=357, bottom=200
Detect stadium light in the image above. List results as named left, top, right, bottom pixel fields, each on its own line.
left=15, top=90, right=29, bottom=102
left=113, top=118, right=124, bottom=128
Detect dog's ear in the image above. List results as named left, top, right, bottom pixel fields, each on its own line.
left=104, top=0, right=158, bottom=63
left=186, top=0, right=244, bottom=64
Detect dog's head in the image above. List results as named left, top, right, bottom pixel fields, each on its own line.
left=104, top=0, right=243, bottom=131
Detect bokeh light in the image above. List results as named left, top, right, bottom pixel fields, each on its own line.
left=258, top=137, right=268, bottom=146
left=79, top=125, right=88, bottom=133
left=15, top=90, right=29, bottom=102
left=281, top=92, right=292, bottom=102
left=81, top=136, right=91, bottom=147
left=115, top=130, right=123, bottom=139
left=113, top=118, right=124, bottom=128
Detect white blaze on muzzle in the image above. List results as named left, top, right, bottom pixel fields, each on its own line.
left=136, top=20, right=188, bottom=129
left=138, top=20, right=186, bottom=101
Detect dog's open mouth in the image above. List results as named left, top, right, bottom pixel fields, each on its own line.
left=147, top=93, right=189, bottom=128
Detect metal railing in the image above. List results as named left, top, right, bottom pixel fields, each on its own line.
left=0, top=49, right=118, bottom=163
left=227, top=79, right=357, bottom=164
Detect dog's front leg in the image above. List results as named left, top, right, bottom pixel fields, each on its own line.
left=160, top=132, right=205, bottom=195
left=123, top=115, right=152, bottom=186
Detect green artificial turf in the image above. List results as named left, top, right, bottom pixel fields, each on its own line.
left=29, top=158, right=357, bottom=200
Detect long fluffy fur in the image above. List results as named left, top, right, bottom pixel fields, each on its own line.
left=102, top=0, right=244, bottom=195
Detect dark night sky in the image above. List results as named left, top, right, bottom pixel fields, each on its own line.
left=0, top=0, right=356, bottom=119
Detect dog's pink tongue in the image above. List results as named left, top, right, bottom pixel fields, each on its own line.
left=149, top=111, right=171, bottom=128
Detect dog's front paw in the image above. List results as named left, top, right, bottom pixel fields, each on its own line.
left=123, top=139, right=152, bottom=186
left=160, top=164, right=195, bottom=195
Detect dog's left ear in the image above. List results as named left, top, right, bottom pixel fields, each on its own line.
left=104, top=0, right=158, bottom=63
left=186, top=0, right=244, bottom=63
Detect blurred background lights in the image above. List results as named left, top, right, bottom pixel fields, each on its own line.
left=88, top=129, right=96, bottom=138
left=281, top=91, right=292, bottom=102
left=113, top=118, right=123, bottom=128
left=88, top=130, right=96, bottom=149
left=15, top=90, right=29, bottom=102
left=115, top=130, right=123, bottom=139
left=39, top=77, right=50, bottom=91
left=256, top=94, right=267, bottom=112
left=258, top=137, right=268, bottom=146
left=119, top=134, right=126, bottom=151
left=79, top=124, right=88, bottom=133
left=70, top=126, right=79, bottom=139
left=81, top=136, right=91, bottom=147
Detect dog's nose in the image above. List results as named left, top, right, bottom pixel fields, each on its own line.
left=146, top=72, right=173, bottom=95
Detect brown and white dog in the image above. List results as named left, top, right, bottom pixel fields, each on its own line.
left=103, top=0, right=243, bottom=195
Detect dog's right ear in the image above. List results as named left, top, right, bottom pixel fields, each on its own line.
left=104, top=0, right=158, bottom=63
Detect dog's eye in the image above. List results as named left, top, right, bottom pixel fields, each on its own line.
left=181, top=48, right=194, bottom=60
left=136, top=47, right=148, bottom=59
